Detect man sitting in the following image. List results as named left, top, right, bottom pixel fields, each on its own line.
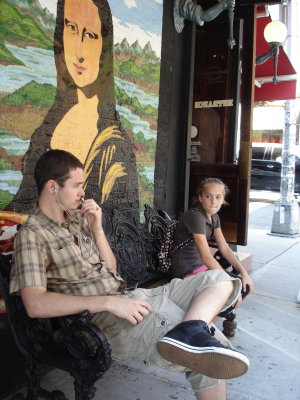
left=10, top=150, right=249, bottom=400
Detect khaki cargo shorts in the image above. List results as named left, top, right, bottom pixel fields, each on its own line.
left=92, top=269, right=242, bottom=392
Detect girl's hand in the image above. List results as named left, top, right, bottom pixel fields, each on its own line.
left=240, top=272, right=254, bottom=293
left=233, top=293, right=243, bottom=309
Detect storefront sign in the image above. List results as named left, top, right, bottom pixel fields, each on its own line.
left=194, top=99, right=234, bottom=108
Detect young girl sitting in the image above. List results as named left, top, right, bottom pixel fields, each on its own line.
left=171, top=177, right=253, bottom=312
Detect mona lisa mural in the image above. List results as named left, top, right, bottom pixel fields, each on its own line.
left=0, top=0, right=162, bottom=218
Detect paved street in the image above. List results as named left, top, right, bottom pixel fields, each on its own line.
left=5, top=191, right=300, bottom=400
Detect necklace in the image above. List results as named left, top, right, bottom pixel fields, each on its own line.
left=63, top=208, right=94, bottom=260
left=54, top=192, right=95, bottom=260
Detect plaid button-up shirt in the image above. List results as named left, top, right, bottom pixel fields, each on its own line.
left=10, top=206, right=126, bottom=296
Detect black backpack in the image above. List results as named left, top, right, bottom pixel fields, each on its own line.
left=157, top=219, right=193, bottom=273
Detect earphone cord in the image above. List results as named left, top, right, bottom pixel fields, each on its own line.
left=55, top=191, right=94, bottom=261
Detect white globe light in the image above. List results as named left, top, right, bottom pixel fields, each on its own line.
left=264, top=21, right=287, bottom=44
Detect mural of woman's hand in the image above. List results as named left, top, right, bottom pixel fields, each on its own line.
left=83, top=126, right=127, bottom=203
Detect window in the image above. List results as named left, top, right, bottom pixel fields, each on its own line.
left=252, top=146, right=266, bottom=160
left=271, top=147, right=282, bottom=161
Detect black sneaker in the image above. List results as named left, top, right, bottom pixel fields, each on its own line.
left=156, top=320, right=249, bottom=379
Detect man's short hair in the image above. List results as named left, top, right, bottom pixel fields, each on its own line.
left=34, top=150, right=84, bottom=195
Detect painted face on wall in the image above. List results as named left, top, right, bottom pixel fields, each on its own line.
left=63, top=0, right=102, bottom=88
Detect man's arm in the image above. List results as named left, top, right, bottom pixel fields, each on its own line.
left=93, top=228, right=117, bottom=272
left=81, top=199, right=116, bottom=271
left=21, top=285, right=151, bottom=324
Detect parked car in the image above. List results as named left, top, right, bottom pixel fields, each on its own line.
left=251, top=143, right=300, bottom=194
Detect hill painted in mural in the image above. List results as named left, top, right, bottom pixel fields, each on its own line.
left=0, top=81, right=56, bottom=140
left=0, top=80, right=56, bottom=108
left=0, top=0, right=54, bottom=65
left=114, top=38, right=160, bottom=96
left=115, top=85, right=157, bottom=128
left=7, top=0, right=55, bottom=36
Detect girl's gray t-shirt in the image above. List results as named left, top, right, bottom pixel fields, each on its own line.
left=170, top=204, right=220, bottom=278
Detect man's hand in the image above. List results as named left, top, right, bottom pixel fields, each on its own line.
left=80, top=198, right=117, bottom=269
left=107, top=297, right=152, bottom=325
left=80, top=198, right=103, bottom=232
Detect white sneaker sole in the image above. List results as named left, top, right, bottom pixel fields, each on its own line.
left=157, top=337, right=249, bottom=379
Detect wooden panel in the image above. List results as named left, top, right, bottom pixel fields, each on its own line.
left=191, top=19, right=242, bottom=165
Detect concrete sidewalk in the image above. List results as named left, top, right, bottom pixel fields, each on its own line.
left=5, top=199, right=300, bottom=400
left=250, top=189, right=300, bottom=205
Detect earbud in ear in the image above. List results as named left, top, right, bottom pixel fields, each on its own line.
left=51, top=186, right=56, bottom=192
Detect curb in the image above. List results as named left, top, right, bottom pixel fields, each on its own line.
left=249, top=195, right=300, bottom=205
left=249, top=198, right=276, bottom=203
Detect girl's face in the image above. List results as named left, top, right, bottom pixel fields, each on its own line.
left=198, top=183, right=225, bottom=217
left=63, top=0, right=102, bottom=88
